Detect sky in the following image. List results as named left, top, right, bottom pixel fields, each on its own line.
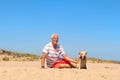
left=0, top=0, right=120, bottom=61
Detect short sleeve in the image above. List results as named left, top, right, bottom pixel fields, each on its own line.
left=60, top=45, right=65, bottom=55
left=42, top=45, right=49, bottom=53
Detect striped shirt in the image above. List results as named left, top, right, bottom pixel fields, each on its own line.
left=42, top=42, right=65, bottom=68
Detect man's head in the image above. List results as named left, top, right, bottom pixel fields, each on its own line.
left=51, top=34, right=59, bottom=46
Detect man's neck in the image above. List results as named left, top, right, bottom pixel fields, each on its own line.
left=52, top=43, right=57, bottom=49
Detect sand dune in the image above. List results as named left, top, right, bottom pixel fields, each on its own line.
left=0, top=61, right=120, bottom=80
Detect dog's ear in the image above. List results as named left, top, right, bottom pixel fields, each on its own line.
left=78, top=52, right=80, bottom=57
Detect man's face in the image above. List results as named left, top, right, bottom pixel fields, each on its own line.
left=52, top=36, right=58, bottom=45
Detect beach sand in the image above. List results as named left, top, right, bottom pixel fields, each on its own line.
left=0, top=61, right=120, bottom=80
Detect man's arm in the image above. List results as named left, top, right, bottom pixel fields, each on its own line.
left=62, top=54, right=77, bottom=63
left=41, top=52, right=47, bottom=68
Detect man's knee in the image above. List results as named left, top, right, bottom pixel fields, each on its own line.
left=59, top=64, right=71, bottom=68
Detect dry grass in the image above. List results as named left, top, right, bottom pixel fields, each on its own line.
left=87, top=57, right=120, bottom=64
left=0, top=49, right=40, bottom=61
left=0, top=49, right=119, bottom=64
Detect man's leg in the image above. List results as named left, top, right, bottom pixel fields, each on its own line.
left=69, top=62, right=78, bottom=68
left=59, top=64, right=71, bottom=68
left=59, top=63, right=78, bottom=68
left=51, top=59, right=78, bottom=68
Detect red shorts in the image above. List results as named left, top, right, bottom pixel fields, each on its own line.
left=51, top=59, right=70, bottom=68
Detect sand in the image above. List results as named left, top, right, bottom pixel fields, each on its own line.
left=0, top=61, right=120, bottom=80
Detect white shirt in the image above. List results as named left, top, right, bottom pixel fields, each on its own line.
left=42, top=42, right=65, bottom=67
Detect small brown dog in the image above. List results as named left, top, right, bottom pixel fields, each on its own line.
left=78, top=51, right=87, bottom=69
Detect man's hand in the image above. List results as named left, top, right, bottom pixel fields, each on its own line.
left=41, top=53, right=47, bottom=69
left=41, top=66, right=45, bottom=69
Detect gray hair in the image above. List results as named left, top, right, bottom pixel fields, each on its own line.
left=51, top=34, right=59, bottom=39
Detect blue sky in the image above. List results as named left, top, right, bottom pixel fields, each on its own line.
left=0, top=0, right=120, bottom=61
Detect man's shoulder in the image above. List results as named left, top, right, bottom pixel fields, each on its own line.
left=45, top=42, right=52, bottom=47
left=57, top=44, right=63, bottom=48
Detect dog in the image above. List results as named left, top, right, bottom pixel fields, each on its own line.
left=78, top=51, right=87, bottom=69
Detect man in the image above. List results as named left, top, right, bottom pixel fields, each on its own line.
left=41, top=34, right=77, bottom=68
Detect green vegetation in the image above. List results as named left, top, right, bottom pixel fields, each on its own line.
left=87, top=57, right=120, bottom=64
left=0, top=49, right=40, bottom=61
left=0, top=49, right=120, bottom=64
left=2, top=56, right=9, bottom=61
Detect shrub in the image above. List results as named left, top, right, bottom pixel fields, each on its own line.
left=3, top=56, right=9, bottom=61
